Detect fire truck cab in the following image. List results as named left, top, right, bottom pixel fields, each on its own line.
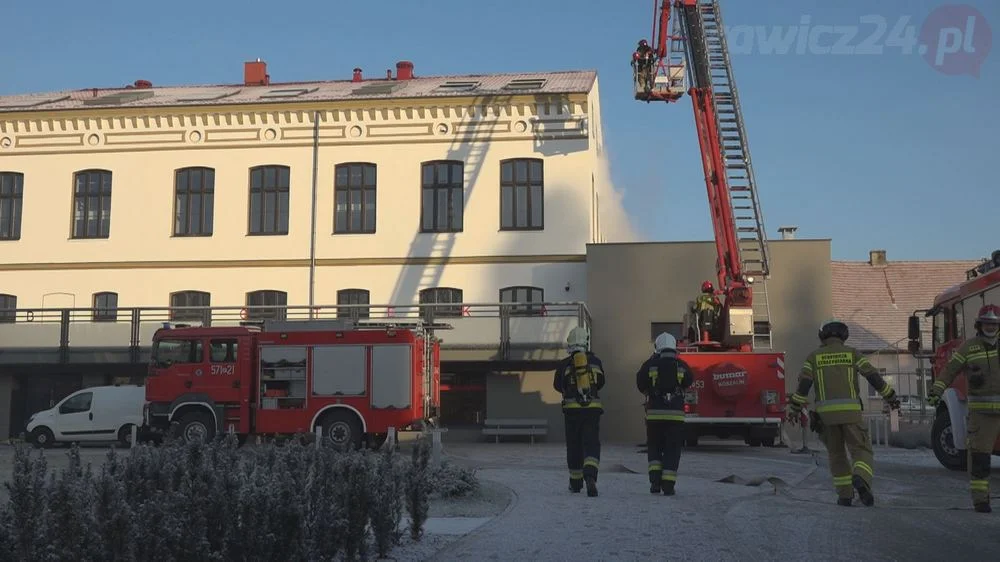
left=142, top=318, right=445, bottom=448
left=907, top=250, right=1000, bottom=470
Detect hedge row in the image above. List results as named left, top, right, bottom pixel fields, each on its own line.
left=0, top=436, right=478, bottom=561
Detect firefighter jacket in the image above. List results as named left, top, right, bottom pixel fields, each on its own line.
left=635, top=351, right=695, bottom=422
left=553, top=351, right=606, bottom=411
left=789, top=338, right=895, bottom=425
left=934, top=336, right=1000, bottom=414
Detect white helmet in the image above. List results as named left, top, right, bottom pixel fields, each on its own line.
left=654, top=332, right=677, bottom=353
left=567, top=326, right=590, bottom=352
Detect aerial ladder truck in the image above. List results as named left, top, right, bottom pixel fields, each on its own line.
left=635, top=0, right=786, bottom=447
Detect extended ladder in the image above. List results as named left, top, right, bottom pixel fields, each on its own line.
left=692, top=0, right=770, bottom=279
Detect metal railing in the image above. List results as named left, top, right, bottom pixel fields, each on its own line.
left=0, top=302, right=591, bottom=364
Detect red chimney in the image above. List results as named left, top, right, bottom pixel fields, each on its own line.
left=244, top=59, right=269, bottom=86
left=352, top=67, right=363, bottom=82
left=396, top=61, right=414, bottom=80
left=134, top=80, right=152, bottom=89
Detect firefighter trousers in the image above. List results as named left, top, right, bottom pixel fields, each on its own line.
left=646, top=420, right=684, bottom=486
left=966, top=412, right=1000, bottom=505
left=564, top=409, right=602, bottom=488
left=820, top=421, right=874, bottom=499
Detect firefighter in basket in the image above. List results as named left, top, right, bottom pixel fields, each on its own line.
left=636, top=332, right=694, bottom=495
left=632, top=39, right=655, bottom=94
left=928, top=304, right=1000, bottom=513
left=691, top=281, right=722, bottom=342
left=786, top=319, right=900, bottom=507
left=554, top=326, right=606, bottom=497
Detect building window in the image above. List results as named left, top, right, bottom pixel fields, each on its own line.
left=334, top=163, right=377, bottom=234
left=420, top=287, right=463, bottom=318
left=248, top=165, right=290, bottom=235
left=0, top=293, right=16, bottom=324
left=174, top=167, right=215, bottom=236
left=169, top=290, right=211, bottom=323
left=0, top=172, right=24, bottom=240
left=72, top=169, right=112, bottom=239
left=499, top=286, right=544, bottom=316
left=421, top=161, right=464, bottom=232
left=651, top=322, right=684, bottom=343
left=246, top=290, right=288, bottom=321
left=92, top=291, right=118, bottom=322
left=337, top=289, right=371, bottom=319
left=500, top=158, right=543, bottom=230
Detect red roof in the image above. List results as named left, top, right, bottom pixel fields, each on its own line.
left=831, top=259, right=979, bottom=351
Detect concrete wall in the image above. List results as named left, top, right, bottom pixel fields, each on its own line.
left=586, top=239, right=833, bottom=444
left=486, top=370, right=565, bottom=438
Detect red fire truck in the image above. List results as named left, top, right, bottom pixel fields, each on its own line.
left=907, top=250, right=1000, bottom=470
left=141, top=318, right=445, bottom=448
left=635, top=0, right=786, bottom=446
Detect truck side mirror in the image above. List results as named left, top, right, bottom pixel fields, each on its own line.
left=907, top=316, right=921, bottom=342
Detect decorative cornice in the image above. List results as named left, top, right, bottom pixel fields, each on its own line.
left=0, top=94, right=591, bottom=155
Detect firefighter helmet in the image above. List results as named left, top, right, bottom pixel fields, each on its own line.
left=818, top=319, right=849, bottom=342
left=975, top=304, right=1000, bottom=337
left=654, top=332, right=677, bottom=353
left=701, top=281, right=714, bottom=293
left=567, top=326, right=590, bottom=352
left=638, top=39, right=649, bottom=48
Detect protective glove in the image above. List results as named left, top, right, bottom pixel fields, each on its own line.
left=883, top=388, right=901, bottom=411
left=927, top=393, right=941, bottom=407
left=785, top=402, right=802, bottom=425
left=808, top=411, right=824, bottom=434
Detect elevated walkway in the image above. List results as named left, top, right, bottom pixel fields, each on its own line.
left=0, top=302, right=591, bottom=365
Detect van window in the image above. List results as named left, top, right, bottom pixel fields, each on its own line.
left=153, top=339, right=204, bottom=366
left=210, top=339, right=239, bottom=362
left=60, top=392, right=93, bottom=414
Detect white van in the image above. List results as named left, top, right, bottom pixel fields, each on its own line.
left=25, top=385, right=146, bottom=448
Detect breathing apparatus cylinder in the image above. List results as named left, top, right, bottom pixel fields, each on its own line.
left=572, top=350, right=593, bottom=404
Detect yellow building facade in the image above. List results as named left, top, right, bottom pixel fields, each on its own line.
left=0, top=62, right=623, bottom=438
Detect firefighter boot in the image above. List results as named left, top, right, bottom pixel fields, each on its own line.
left=569, top=478, right=582, bottom=493
left=662, top=481, right=676, bottom=496
left=837, top=498, right=853, bottom=507
left=650, top=482, right=661, bottom=494
left=852, top=475, right=874, bottom=507
left=585, top=476, right=598, bottom=497
left=974, top=502, right=992, bottom=513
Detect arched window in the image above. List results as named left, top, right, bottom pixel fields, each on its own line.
left=174, top=167, right=215, bottom=236
left=246, top=290, right=288, bottom=320
left=248, top=165, right=290, bottom=235
left=499, top=285, right=544, bottom=316
left=72, top=169, right=112, bottom=239
left=334, top=163, right=377, bottom=234
left=0, top=172, right=24, bottom=240
left=169, top=290, right=211, bottom=323
left=499, top=158, right=543, bottom=230
left=421, top=160, right=464, bottom=232
left=419, top=287, right=463, bottom=318
left=92, top=291, right=119, bottom=322
left=337, top=288, right=371, bottom=319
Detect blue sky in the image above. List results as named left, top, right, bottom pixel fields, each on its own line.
left=3, top=0, right=997, bottom=261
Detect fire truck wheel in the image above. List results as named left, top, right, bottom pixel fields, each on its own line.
left=320, top=410, right=362, bottom=450
left=176, top=411, right=217, bottom=445
left=931, top=408, right=967, bottom=471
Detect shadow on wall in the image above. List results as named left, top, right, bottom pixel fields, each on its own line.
left=485, top=377, right=566, bottom=442
left=531, top=95, right=588, bottom=158
left=388, top=94, right=511, bottom=306
left=773, top=245, right=831, bottom=392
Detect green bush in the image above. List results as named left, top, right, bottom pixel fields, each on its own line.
left=0, top=433, right=479, bottom=561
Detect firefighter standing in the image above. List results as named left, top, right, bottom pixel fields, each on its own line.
left=632, top=39, right=655, bottom=93
left=928, top=304, right=1000, bottom=513
left=786, top=319, right=901, bottom=507
left=554, top=326, right=605, bottom=497
left=692, top=281, right=722, bottom=342
left=636, top=332, right=694, bottom=495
